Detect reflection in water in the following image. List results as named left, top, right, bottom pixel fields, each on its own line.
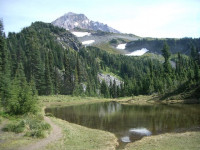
left=46, top=102, right=200, bottom=144
left=121, top=136, right=131, bottom=143
left=129, top=128, right=151, bottom=136
left=99, top=102, right=121, bottom=117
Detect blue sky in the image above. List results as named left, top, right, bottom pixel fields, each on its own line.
left=0, top=0, right=200, bottom=38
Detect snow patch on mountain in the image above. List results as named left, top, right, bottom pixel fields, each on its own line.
left=52, top=12, right=120, bottom=33
left=82, top=40, right=95, bottom=45
left=126, top=48, right=149, bottom=56
left=74, top=22, right=79, bottom=26
left=72, top=32, right=91, bottom=37
left=116, top=43, right=127, bottom=49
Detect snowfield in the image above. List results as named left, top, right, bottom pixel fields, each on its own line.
left=74, top=22, right=79, bottom=26
left=116, top=43, right=127, bottom=49
left=82, top=40, right=95, bottom=45
left=71, top=32, right=91, bottom=37
left=125, top=48, right=149, bottom=56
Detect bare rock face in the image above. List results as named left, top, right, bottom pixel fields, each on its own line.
left=54, top=31, right=82, bottom=51
left=98, top=73, right=123, bottom=87
left=52, top=12, right=120, bottom=33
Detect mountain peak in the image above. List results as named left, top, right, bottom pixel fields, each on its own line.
left=64, top=12, right=77, bottom=16
left=52, top=12, right=120, bottom=33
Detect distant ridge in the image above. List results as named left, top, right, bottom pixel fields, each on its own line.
left=51, top=12, right=120, bottom=33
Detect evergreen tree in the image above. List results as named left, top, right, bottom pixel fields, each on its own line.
left=7, top=63, right=38, bottom=114
left=194, top=61, right=199, bottom=82
left=48, top=50, right=55, bottom=93
left=86, top=81, right=92, bottom=96
left=44, top=52, right=53, bottom=95
left=73, top=63, right=83, bottom=96
left=100, top=80, right=109, bottom=98
left=112, top=79, right=117, bottom=98
left=54, top=67, right=61, bottom=94
left=161, top=42, right=171, bottom=74
left=191, top=45, right=198, bottom=61
left=0, top=20, right=11, bottom=108
left=63, top=51, right=72, bottom=94
left=76, top=54, right=81, bottom=83
left=26, top=29, right=44, bottom=94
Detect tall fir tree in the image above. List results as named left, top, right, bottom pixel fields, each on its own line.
left=100, top=80, right=109, bottom=98
left=8, top=63, right=38, bottom=114
left=161, top=42, right=171, bottom=74
left=112, top=79, right=117, bottom=98
left=0, top=20, right=11, bottom=108
left=63, top=51, right=72, bottom=94
left=25, top=29, right=44, bottom=94
left=48, top=50, right=55, bottom=93
left=44, top=51, right=53, bottom=95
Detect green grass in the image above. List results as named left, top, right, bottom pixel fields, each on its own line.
left=0, top=116, right=2, bottom=124
left=0, top=132, right=39, bottom=150
left=94, top=43, right=121, bottom=54
left=3, top=121, right=25, bottom=133
left=125, top=132, right=200, bottom=150
left=1, top=95, right=199, bottom=150
left=2, top=114, right=51, bottom=138
left=39, top=95, right=112, bottom=107
left=43, top=117, right=118, bottom=150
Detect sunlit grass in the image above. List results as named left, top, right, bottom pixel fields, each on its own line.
left=94, top=43, right=121, bottom=54
left=39, top=95, right=113, bottom=107
left=43, top=117, right=118, bottom=150
left=125, top=132, right=200, bottom=150
left=2, top=114, right=51, bottom=138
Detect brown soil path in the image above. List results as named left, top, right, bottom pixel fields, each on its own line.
left=19, top=116, right=62, bottom=150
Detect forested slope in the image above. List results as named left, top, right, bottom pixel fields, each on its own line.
left=1, top=21, right=200, bottom=110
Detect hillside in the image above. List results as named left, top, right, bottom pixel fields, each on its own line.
left=70, top=29, right=140, bottom=54
left=1, top=21, right=199, bottom=99
left=126, top=38, right=200, bottom=55
left=66, top=28, right=200, bottom=56
left=51, top=12, right=200, bottom=56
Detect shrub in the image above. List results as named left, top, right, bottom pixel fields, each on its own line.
left=45, top=113, right=54, bottom=117
left=3, top=114, right=51, bottom=138
left=3, top=123, right=16, bottom=132
left=2, top=121, right=25, bottom=133
left=25, top=130, right=46, bottom=138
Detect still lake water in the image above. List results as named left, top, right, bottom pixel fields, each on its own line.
left=45, top=101, right=200, bottom=144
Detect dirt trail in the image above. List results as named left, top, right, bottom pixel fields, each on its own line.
left=19, top=116, right=62, bottom=150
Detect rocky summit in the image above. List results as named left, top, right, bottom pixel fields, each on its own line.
left=52, top=12, right=120, bottom=33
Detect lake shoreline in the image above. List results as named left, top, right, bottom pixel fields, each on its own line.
left=1, top=95, right=199, bottom=150
left=41, top=95, right=200, bottom=109
left=125, top=131, right=200, bottom=150
left=114, top=95, right=200, bottom=105
left=42, top=95, right=200, bottom=150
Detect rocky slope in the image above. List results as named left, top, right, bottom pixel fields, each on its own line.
left=126, top=38, right=200, bottom=55
left=52, top=12, right=120, bottom=33
left=98, top=73, right=122, bottom=87
left=70, top=28, right=140, bottom=54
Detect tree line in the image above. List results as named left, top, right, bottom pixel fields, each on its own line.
left=0, top=21, right=200, bottom=115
